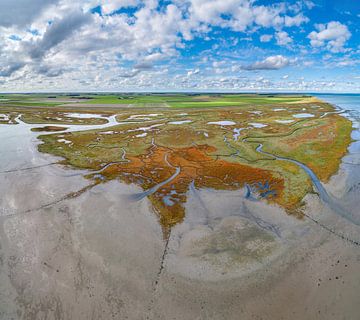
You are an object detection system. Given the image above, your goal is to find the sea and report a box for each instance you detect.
[315,93,360,129]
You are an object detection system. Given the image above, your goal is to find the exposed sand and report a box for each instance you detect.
[1,164,359,319]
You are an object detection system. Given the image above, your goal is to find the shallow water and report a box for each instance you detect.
[316,94,360,222]
[168,120,192,125]
[64,112,104,118]
[0,115,119,171]
[292,113,314,118]
[233,128,244,141]
[0,114,122,218]
[207,120,236,126]
[275,119,294,124]
[249,122,267,128]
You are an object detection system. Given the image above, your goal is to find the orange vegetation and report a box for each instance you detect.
[92,144,284,235]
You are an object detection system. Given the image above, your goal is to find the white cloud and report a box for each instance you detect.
[284,13,309,27]
[304,1,315,10]
[0,0,311,82]
[4,0,356,92]
[308,21,351,52]
[0,0,59,27]
[182,0,309,32]
[275,31,293,46]
[252,5,284,28]
[260,34,272,42]
[26,10,92,60]
[101,0,140,15]
[303,60,314,66]
[243,55,290,70]
[187,68,200,76]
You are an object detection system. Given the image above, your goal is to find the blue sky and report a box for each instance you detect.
[0,0,359,92]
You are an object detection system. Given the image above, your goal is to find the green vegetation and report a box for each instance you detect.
[0,93,352,231]
[0,92,314,108]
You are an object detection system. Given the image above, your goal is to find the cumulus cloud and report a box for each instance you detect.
[0,62,25,77]
[304,1,315,10]
[260,34,272,42]
[243,55,290,70]
[133,61,153,70]
[275,31,293,46]
[118,69,142,78]
[284,13,309,27]
[179,0,309,32]
[0,0,309,77]
[35,64,66,77]
[187,68,200,77]
[27,11,93,60]
[101,0,140,15]
[119,61,154,78]
[2,0,348,92]
[0,0,59,27]
[308,21,351,52]
[252,4,285,28]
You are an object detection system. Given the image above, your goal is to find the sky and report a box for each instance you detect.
[0,0,359,93]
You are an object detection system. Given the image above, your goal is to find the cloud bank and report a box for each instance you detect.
[0,0,358,92]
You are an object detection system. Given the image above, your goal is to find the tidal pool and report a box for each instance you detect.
[293,113,315,118]
[275,119,295,124]
[207,120,236,126]
[168,120,192,125]
[249,122,268,128]
[64,112,105,118]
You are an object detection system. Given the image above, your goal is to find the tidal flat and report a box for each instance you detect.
[0,93,359,319]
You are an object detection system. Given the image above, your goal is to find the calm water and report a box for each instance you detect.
[315,94,360,126]
[315,93,360,109]
[313,94,360,224]
[316,93,360,151]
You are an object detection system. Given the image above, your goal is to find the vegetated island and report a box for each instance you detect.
[0,93,352,236]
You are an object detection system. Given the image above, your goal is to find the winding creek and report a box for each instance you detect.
[255,143,360,226]
[129,153,181,201]
[243,94,360,228]
[17,113,119,133]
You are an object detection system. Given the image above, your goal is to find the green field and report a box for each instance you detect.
[0,93,314,108]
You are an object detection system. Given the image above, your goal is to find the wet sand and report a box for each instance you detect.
[1,167,360,319]
[1,111,360,319]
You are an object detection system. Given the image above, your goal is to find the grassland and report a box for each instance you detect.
[0,93,352,235]
[0,93,314,108]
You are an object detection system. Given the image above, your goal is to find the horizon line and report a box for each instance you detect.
[0,91,359,95]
